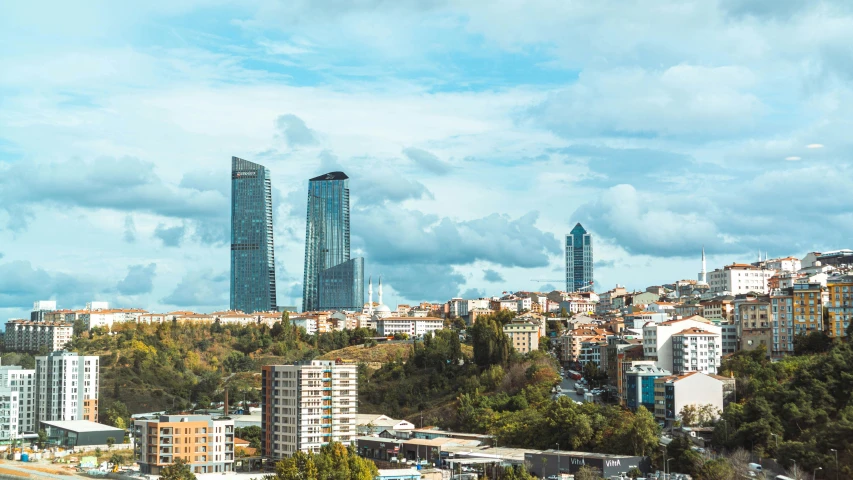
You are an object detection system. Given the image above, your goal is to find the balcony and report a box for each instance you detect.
[160,447,172,454]
[159,428,173,436]
[159,457,172,464]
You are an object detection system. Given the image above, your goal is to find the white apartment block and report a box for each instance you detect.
[290,316,318,336]
[261,361,357,459]
[656,372,729,422]
[82,308,148,330]
[766,257,802,273]
[642,317,721,373]
[0,366,36,434]
[671,328,722,375]
[35,351,100,424]
[4,321,73,353]
[708,264,775,295]
[0,389,19,442]
[375,317,443,338]
[134,414,235,475]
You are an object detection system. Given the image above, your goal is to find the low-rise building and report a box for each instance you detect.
[375,318,444,338]
[655,372,731,424]
[3,321,73,353]
[43,420,125,448]
[503,321,540,355]
[624,365,671,413]
[133,415,235,474]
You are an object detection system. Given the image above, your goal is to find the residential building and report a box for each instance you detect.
[565,223,593,292]
[617,357,654,406]
[642,317,720,372]
[792,282,824,335]
[671,327,721,375]
[230,156,277,314]
[0,366,36,434]
[771,288,794,357]
[827,275,853,338]
[0,389,19,442]
[766,257,802,273]
[375,318,444,338]
[655,372,730,423]
[80,308,147,330]
[3,321,73,353]
[700,299,733,323]
[735,297,772,356]
[261,360,358,458]
[708,263,774,295]
[560,327,607,363]
[31,301,57,322]
[597,286,627,314]
[624,312,668,329]
[134,415,235,474]
[624,365,671,412]
[302,171,364,312]
[579,339,607,365]
[721,324,738,355]
[35,351,99,424]
[814,249,853,268]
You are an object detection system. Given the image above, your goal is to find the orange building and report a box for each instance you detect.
[134,415,235,475]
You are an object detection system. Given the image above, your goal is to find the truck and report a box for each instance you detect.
[567,370,582,381]
[575,385,585,395]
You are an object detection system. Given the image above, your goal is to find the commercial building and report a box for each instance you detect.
[0,366,36,434]
[230,156,277,314]
[0,389,19,442]
[503,321,541,355]
[708,263,774,295]
[133,415,235,474]
[261,360,358,459]
[375,318,444,338]
[3,321,73,353]
[624,365,671,413]
[35,351,99,424]
[827,275,853,338]
[655,372,731,423]
[565,223,593,293]
[302,171,364,312]
[42,420,125,448]
[525,450,650,478]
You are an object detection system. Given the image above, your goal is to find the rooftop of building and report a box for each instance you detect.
[674,327,718,336]
[41,420,124,433]
[310,171,349,181]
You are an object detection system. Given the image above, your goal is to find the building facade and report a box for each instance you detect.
[792,282,824,335]
[708,264,774,295]
[565,223,593,293]
[375,318,444,338]
[656,372,728,423]
[736,298,772,356]
[302,172,364,312]
[261,361,358,459]
[134,415,235,474]
[624,365,671,412]
[35,352,99,424]
[4,321,73,353]
[503,322,540,355]
[230,156,277,314]
[827,275,853,338]
[0,389,19,442]
[671,327,721,375]
[0,366,36,434]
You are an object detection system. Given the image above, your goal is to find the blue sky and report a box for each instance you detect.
[1,0,853,319]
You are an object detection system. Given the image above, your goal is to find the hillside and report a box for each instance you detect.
[318,341,474,365]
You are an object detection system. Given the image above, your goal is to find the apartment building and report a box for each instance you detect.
[0,389,19,442]
[560,327,607,363]
[3,321,73,353]
[827,275,853,338]
[771,289,794,357]
[792,282,825,335]
[671,327,722,375]
[0,366,36,434]
[35,352,99,423]
[624,365,671,413]
[655,372,730,423]
[735,298,772,356]
[708,264,774,295]
[700,300,734,323]
[375,317,443,338]
[134,415,235,475]
[503,321,540,355]
[261,360,357,459]
[721,324,739,355]
[82,308,147,330]
[642,316,720,373]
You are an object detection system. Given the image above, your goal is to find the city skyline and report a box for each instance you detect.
[230,157,277,313]
[2,2,853,320]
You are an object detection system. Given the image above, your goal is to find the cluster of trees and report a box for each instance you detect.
[268,442,377,480]
[62,318,377,417]
[711,342,853,477]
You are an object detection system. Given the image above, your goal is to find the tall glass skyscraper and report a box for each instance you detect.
[302,171,364,312]
[230,156,277,313]
[565,222,593,292]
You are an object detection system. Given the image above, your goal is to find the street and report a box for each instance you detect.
[555,377,586,403]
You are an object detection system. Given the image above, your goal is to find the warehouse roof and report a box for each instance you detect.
[41,420,124,433]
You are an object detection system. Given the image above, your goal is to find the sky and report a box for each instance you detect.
[1,0,853,319]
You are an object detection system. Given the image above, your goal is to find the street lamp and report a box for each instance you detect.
[667,458,675,476]
[556,443,560,478]
[830,449,838,480]
[814,466,822,480]
[771,433,779,451]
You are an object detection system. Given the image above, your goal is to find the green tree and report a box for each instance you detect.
[106,437,116,450]
[696,458,734,480]
[470,314,511,367]
[160,458,197,480]
[109,453,124,470]
[574,465,603,480]
[37,429,48,449]
[105,401,130,428]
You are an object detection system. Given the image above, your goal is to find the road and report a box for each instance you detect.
[554,377,586,403]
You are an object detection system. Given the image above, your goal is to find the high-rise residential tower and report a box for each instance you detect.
[302,172,364,312]
[231,156,277,313]
[565,223,594,292]
[35,351,99,423]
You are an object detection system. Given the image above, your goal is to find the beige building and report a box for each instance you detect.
[134,414,235,475]
[736,298,772,356]
[503,321,541,355]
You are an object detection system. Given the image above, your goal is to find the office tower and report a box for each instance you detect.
[261,360,358,458]
[134,415,235,475]
[231,156,277,313]
[302,172,364,312]
[565,223,593,292]
[35,351,99,423]
[0,366,36,434]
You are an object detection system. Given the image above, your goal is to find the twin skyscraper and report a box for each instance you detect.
[229,157,363,313]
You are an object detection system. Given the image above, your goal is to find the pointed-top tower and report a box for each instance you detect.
[698,246,707,284]
[565,223,593,292]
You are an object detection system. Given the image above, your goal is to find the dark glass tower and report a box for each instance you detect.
[302,171,364,311]
[565,222,593,292]
[230,156,277,313]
